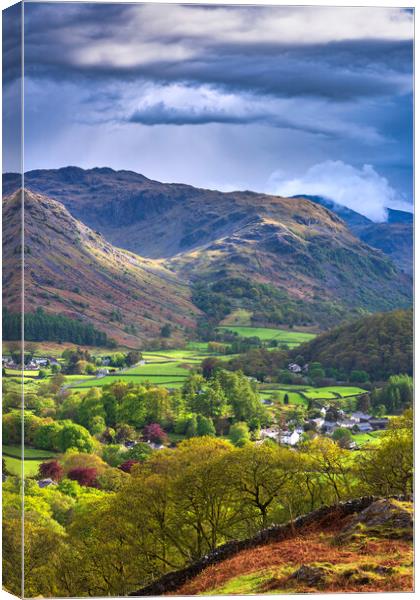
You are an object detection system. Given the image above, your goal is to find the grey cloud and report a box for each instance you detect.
[129,102,263,126]
[21,4,412,102]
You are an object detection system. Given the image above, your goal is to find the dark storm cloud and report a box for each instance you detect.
[2,2,22,85]
[129,102,263,126]
[9,2,413,213]
[21,3,412,102]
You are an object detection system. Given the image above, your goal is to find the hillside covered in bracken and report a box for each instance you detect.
[2,190,199,346]
[162,498,413,596]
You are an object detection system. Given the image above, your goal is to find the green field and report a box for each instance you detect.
[3,445,56,478]
[301,386,366,401]
[3,445,56,460]
[4,456,42,477]
[352,430,385,446]
[126,362,193,376]
[301,389,339,400]
[322,386,367,397]
[71,375,187,390]
[260,390,306,406]
[5,369,41,377]
[63,374,96,384]
[218,326,315,346]
[259,384,366,406]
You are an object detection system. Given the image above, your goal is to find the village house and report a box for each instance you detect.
[311,417,325,431]
[357,422,373,433]
[96,368,110,377]
[259,427,279,441]
[339,418,358,430]
[34,358,49,367]
[279,429,302,446]
[322,420,338,434]
[369,417,389,430]
[37,478,57,488]
[351,411,372,423]
[288,363,302,373]
[259,427,302,446]
[147,441,165,450]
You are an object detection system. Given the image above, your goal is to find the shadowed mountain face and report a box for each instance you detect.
[291,194,413,275]
[354,221,413,276]
[2,190,199,346]
[2,168,413,336]
[291,194,372,228]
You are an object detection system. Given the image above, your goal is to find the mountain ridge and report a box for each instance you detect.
[2,189,199,346]
[2,169,413,339]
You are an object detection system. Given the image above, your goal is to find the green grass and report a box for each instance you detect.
[4,369,40,378]
[203,570,275,595]
[3,445,56,478]
[71,375,187,389]
[220,308,253,327]
[63,374,96,383]
[258,384,366,406]
[352,431,385,446]
[324,386,367,397]
[259,389,306,406]
[301,389,339,400]
[218,326,315,346]
[126,362,193,376]
[3,445,56,460]
[4,456,42,477]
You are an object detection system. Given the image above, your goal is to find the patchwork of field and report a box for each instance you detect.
[218,326,316,346]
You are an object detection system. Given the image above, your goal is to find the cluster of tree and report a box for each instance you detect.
[3,411,412,597]
[293,309,413,381]
[60,348,141,375]
[227,348,289,381]
[371,374,413,414]
[2,410,96,454]
[192,276,367,334]
[46,369,266,443]
[3,307,116,347]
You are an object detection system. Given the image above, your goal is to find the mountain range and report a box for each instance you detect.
[2,168,413,345]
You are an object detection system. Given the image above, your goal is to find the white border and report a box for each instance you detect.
[0,2,416,600]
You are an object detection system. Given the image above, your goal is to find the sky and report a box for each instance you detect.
[3,2,414,221]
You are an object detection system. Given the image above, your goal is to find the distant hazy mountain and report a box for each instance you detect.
[387,208,413,224]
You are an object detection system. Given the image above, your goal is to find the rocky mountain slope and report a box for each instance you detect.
[2,190,199,346]
[2,168,413,330]
[131,497,413,596]
[295,195,413,275]
[354,221,413,276]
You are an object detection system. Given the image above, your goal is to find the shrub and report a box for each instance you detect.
[119,460,140,473]
[67,467,98,487]
[38,460,63,481]
[143,423,167,444]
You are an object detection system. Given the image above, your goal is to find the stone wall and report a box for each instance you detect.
[129,496,384,596]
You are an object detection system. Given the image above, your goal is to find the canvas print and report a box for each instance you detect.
[2,1,414,597]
